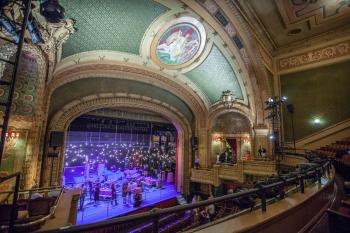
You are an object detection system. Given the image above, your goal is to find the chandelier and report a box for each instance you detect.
[221,90,236,108]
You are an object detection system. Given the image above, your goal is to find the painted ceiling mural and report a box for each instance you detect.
[59,0,247,107]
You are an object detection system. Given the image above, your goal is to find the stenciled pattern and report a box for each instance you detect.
[185,45,243,104]
[0,51,38,116]
[60,0,168,58]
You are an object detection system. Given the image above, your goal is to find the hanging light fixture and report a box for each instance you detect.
[221,90,236,108]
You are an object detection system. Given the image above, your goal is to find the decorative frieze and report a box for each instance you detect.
[278,40,350,71]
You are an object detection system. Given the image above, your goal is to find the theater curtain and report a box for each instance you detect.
[226,138,237,162]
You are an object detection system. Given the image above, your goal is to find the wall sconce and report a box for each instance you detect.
[5,132,20,140]
[5,132,20,149]
[213,135,224,142]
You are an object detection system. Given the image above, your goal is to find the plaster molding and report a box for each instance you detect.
[48,61,209,129]
[182,0,262,124]
[277,39,350,74]
[54,51,211,109]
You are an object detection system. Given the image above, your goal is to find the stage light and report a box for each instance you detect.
[40,0,65,23]
[282,96,287,101]
[314,118,321,125]
[269,135,275,140]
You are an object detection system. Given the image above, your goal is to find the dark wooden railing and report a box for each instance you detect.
[37,160,331,233]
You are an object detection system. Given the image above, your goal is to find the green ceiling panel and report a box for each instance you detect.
[49,78,194,124]
[185,45,243,104]
[60,0,168,58]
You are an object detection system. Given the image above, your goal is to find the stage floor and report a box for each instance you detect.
[77,182,178,224]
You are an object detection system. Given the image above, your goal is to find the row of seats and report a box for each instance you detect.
[0,196,57,232]
[314,137,350,158]
[128,212,185,233]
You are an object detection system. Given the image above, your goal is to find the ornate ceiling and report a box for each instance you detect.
[234,0,350,53]
[57,0,248,109]
[60,0,168,57]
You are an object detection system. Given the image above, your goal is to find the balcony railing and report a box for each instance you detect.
[37,159,331,233]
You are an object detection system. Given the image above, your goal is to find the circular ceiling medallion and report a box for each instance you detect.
[151,17,206,70]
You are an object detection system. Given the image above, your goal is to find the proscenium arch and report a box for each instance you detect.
[44,94,192,193]
[48,60,209,129]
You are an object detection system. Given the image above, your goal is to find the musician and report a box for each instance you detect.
[111,183,117,206]
[133,191,142,207]
[127,182,132,205]
[79,183,87,210]
[94,183,100,205]
[122,182,128,205]
[88,180,93,200]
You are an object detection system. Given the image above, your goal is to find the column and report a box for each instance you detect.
[197,128,209,168]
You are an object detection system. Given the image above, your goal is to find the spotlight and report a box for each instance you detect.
[40,0,65,23]
[282,96,287,101]
[314,118,321,125]
[269,135,275,140]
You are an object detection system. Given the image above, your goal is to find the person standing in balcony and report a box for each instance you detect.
[195,155,200,169]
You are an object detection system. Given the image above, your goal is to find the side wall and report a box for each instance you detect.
[281,60,350,141]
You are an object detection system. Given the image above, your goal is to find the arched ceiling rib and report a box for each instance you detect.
[49,78,194,124]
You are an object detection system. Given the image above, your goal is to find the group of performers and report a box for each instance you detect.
[78,166,174,210]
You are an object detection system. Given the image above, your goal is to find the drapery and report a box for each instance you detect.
[226,138,237,162]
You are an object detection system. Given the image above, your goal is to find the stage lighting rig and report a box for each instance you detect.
[40,0,64,23]
[265,96,287,173]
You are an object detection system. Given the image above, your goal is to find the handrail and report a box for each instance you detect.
[37,159,331,233]
[0,185,62,195]
[0,172,21,183]
[50,188,65,218]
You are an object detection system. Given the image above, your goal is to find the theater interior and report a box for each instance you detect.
[0,0,349,233]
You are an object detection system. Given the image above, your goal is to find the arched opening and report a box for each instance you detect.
[61,108,182,223]
[210,112,252,165]
[43,94,192,223]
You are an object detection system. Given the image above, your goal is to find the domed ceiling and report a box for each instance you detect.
[57,0,248,109]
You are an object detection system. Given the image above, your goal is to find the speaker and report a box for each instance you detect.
[191,136,198,147]
[49,131,64,148]
[287,104,294,113]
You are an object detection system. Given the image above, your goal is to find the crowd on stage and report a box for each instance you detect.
[66,143,176,210]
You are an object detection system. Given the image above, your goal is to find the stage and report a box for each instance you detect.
[76,182,178,224]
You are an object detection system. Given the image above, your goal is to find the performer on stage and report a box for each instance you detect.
[79,183,87,210]
[122,182,128,205]
[111,183,117,206]
[94,183,100,205]
[127,182,132,205]
[88,180,93,200]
